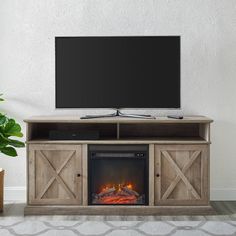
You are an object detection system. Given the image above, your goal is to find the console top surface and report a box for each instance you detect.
[24,116,213,124]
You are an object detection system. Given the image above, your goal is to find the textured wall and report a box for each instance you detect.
[0,0,236,200]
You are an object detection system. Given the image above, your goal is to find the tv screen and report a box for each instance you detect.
[56,36,180,108]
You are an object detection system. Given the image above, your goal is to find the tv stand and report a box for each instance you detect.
[24,115,215,215]
[80,109,156,119]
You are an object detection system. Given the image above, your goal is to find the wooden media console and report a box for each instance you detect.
[24,116,215,215]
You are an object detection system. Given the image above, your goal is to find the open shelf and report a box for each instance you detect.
[119,123,200,138]
[28,122,117,140]
[26,116,211,144]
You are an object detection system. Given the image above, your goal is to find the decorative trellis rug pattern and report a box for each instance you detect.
[0,220,235,236]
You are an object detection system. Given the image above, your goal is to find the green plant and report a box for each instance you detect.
[0,94,25,157]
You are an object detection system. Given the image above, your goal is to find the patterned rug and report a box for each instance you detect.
[0,220,235,236]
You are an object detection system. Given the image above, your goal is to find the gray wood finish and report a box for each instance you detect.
[25,116,213,215]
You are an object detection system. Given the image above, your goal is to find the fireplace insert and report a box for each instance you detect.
[88,145,149,205]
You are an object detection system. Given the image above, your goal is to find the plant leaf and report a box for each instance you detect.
[3,119,22,137]
[7,139,25,147]
[0,142,7,148]
[0,133,10,145]
[0,94,4,102]
[0,115,7,126]
[5,131,23,138]
[0,100,24,157]
[4,119,15,131]
[0,146,17,157]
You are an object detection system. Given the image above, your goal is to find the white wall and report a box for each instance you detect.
[0,0,236,200]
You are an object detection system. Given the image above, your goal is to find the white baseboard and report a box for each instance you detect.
[4,186,26,201]
[4,186,236,201]
[210,188,236,201]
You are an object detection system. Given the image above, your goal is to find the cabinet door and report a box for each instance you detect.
[154,145,209,206]
[28,144,82,205]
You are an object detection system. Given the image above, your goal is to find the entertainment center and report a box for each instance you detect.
[24,115,215,215]
[23,36,215,215]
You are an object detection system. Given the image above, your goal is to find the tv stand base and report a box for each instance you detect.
[80,109,156,119]
[24,205,216,216]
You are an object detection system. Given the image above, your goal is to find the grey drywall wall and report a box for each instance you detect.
[0,0,236,200]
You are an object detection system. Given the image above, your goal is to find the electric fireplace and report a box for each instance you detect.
[88,145,149,205]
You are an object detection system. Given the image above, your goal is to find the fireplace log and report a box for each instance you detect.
[98,187,116,197]
[121,186,139,197]
[116,190,130,196]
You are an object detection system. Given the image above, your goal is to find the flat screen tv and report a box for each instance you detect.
[56,36,180,108]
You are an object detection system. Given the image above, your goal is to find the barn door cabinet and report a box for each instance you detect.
[28,144,82,205]
[154,145,209,206]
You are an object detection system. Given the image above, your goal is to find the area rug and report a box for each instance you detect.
[0,220,235,236]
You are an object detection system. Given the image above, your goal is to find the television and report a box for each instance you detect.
[56,36,180,109]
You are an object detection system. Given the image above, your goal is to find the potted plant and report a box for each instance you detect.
[0,94,25,212]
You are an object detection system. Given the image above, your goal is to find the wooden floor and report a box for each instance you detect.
[1,201,236,220]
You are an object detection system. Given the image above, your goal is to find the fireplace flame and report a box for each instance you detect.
[96,183,140,204]
[126,184,132,189]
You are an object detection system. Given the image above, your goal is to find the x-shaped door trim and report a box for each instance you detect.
[36,150,76,199]
[161,150,201,200]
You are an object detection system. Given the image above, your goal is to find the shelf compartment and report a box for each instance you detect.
[119,123,204,140]
[27,122,117,141]
[26,119,211,143]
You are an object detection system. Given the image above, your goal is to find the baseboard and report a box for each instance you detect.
[210,188,236,201]
[4,186,26,201]
[4,187,236,201]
